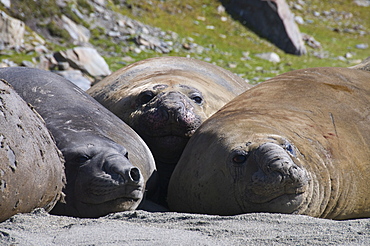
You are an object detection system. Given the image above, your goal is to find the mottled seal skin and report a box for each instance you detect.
[88,56,251,206]
[0,67,155,218]
[168,67,370,220]
[0,79,65,222]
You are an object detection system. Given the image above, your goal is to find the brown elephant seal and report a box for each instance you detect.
[0,79,65,222]
[0,67,156,218]
[88,56,251,206]
[168,67,370,220]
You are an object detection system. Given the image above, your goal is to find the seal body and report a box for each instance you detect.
[0,67,155,218]
[0,79,64,222]
[88,56,251,206]
[168,67,370,220]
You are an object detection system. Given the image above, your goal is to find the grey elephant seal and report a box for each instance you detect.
[88,56,251,206]
[0,79,65,222]
[0,67,156,218]
[168,67,370,220]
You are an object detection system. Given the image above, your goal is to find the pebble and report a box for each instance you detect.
[255,52,281,63]
[295,16,305,25]
[356,44,368,49]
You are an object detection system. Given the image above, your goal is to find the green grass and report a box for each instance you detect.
[1,0,369,84]
[108,0,370,83]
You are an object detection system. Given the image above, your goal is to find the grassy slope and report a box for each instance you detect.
[109,0,370,83]
[1,0,369,84]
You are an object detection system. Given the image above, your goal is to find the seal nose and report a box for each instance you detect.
[158,92,187,123]
[252,142,309,189]
[104,156,143,185]
[112,165,142,185]
[128,167,141,184]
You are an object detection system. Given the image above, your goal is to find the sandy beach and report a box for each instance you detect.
[0,209,369,245]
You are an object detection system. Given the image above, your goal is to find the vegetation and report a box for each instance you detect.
[109,0,370,83]
[1,0,369,84]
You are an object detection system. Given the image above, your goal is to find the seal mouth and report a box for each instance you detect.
[84,187,143,205]
[84,173,144,205]
[248,191,306,214]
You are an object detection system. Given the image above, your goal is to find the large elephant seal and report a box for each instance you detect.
[0,79,65,222]
[0,67,156,218]
[88,56,251,206]
[168,67,370,220]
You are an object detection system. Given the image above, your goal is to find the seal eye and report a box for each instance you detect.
[284,143,296,157]
[233,154,247,164]
[124,152,129,159]
[139,91,155,104]
[75,154,90,164]
[191,96,203,104]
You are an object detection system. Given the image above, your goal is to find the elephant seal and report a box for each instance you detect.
[88,56,251,206]
[0,67,156,218]
[0,79,65,222]
[168,67,370,220]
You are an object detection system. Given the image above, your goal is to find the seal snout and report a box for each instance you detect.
[103,155,143,185]
[249,142,309,198]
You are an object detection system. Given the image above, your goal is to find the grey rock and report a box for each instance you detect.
[35,54,58,71]
[61,15,90,44]
[0,11,25,49]
[54,70,92,91]
[135,34,170,53]
[54,47,111,78]
[302,33,321,49]
[295,16,305,24]
[354,0,370,7]
[0,0,10,8]
[0,59,17,67]
[21,60,35,68]
[356,43,369,49]
[255,52,281,63]
[34,45,49,54]
[223,0,306,55]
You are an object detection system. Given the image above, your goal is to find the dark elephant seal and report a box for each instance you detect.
[168,67,370,220]
[88,56,251,206]
[0,79,65,222]
[0,67,156,218]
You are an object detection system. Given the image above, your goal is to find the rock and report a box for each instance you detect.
[34,45,49,54]
[302,33,321,49]
[0,11,25,49]
[255,52,281,63]
[217,5,226,14]
[21,60,35,68]
[354,0,370,7]
[223,0,307,55]
[61,15,90,44]
[345,52,353,59]
[356,43,369,49]
[34,54,58,71]
[54,47,111,79]
[54,70,92,91]
[135,34,170,53]
[295,16,305,24]
[1,0,10,8]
